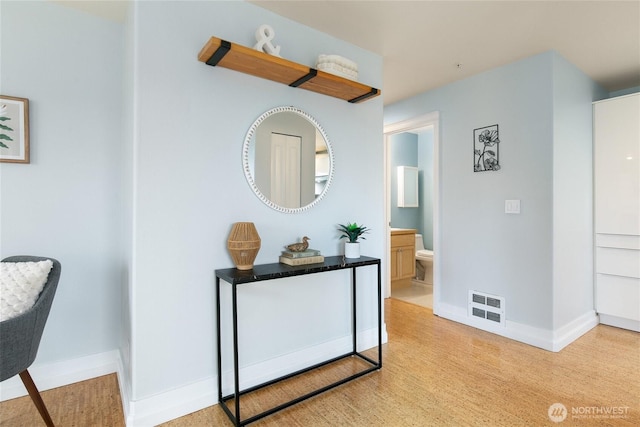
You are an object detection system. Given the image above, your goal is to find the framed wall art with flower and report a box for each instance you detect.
[0,95,30,164]
[474,124,500,172]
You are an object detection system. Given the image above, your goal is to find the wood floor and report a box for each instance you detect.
[1,298,638,426]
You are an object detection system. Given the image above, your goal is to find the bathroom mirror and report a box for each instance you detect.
[243,106,334,213]
[397,166,419,208]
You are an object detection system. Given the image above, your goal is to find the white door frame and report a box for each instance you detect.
[383,112,441,315]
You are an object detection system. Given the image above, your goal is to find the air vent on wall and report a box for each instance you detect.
[468,290,506,326]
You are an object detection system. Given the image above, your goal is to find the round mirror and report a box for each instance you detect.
[242,106,334,213]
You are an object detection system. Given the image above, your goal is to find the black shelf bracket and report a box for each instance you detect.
[206,39,231,66]
[289,68,317,87]
[349,87,379,104]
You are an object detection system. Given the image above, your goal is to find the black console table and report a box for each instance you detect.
[215,255,382,426]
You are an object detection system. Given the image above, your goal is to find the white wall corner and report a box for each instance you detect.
[115,349,131,425]
[0,350,119,402]
[125,377,217,427]
[552,310,599,352]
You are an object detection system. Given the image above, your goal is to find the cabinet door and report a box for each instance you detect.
[399,247,416,279]
[594,94,640,330]
[390,249,399,281]
[594,94,640,235]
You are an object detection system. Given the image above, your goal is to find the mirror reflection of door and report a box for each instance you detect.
[270,133,301,208]
[245,107,334,213]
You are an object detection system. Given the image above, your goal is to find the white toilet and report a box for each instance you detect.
[415,234,433,284]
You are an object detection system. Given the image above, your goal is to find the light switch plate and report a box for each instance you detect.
[505,199,521,214]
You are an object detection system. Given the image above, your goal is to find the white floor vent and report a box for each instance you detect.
[468,290,506,326]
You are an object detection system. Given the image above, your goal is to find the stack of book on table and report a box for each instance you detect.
[279,249,324,266]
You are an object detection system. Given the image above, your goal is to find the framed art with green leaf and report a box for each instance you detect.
[0,95,29,164]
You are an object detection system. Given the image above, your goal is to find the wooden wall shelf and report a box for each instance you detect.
[198,37,381,103]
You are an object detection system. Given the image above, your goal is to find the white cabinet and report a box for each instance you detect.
[594,93,640,332]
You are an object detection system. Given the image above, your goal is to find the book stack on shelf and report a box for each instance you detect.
[279,249,324,266]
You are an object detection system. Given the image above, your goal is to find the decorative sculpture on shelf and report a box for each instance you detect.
[285,236,310,252]
[253,24,281,57]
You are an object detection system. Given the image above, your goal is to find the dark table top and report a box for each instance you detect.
[215,255,380,285]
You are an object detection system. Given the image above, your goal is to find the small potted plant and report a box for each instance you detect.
[338,222,370,258]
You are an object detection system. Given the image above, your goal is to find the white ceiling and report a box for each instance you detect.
[251,1,640,104]
[52,0,128,23]
[54,1,640,105]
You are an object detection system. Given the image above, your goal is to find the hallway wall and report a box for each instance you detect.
[385,51,607,350]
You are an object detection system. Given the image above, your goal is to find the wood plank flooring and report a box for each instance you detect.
[1,299,638,426]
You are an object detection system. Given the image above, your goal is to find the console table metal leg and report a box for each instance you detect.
[232,283,240,425]
[377,262,382,367]
[216,278,222,403]
[352,267,357,353]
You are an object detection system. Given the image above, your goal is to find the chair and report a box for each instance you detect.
[1,256,61,427]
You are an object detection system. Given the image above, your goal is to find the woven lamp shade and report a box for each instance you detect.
[227,222,261,270]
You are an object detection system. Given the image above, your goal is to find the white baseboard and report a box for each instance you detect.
[124,325,387,426]
[125,377,217,427]
[0,325,387,426]
[599,313,640,332]
[0,350,119,401]
[436,303,598,352]
[115,349,131,425]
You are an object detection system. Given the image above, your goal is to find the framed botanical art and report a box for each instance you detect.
[473,124,500,172]
[0,95,30,163]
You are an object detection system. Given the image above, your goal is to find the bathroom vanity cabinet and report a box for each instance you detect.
[593,93,640,332]
[390,228,416,288]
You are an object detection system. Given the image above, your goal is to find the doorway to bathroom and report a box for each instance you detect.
[384,112,440,314]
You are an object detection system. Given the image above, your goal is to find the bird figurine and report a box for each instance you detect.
[285,236,310,252]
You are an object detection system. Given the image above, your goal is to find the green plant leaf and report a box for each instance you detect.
[337,222,370,243]
[0,134,13,141]
[0,117,10,121]
[0,123,13,131]
[0,141,8,148]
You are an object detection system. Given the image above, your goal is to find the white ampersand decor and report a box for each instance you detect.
[253,24,281,57]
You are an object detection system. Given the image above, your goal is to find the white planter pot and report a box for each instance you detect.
[344,242,360,259]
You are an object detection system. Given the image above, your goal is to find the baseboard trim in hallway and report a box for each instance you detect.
[0,350,119,402]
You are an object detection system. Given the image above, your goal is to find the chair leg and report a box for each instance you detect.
[19,370,55,427]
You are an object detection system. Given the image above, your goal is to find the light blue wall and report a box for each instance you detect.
[390,132,420,229]
[386,52,556,328]
[389,129,435,250]
[1,0,384,417]
[0,1,123,363]
[385,51,604,333]
[130,0,383,401]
